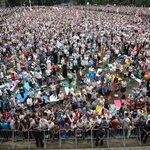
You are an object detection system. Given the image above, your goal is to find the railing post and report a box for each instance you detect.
[28,130,30,149]
[138,127,142,146]
[91,129,93,148]
[59,130,61,149]
[12,130,15,149]
[75,129,77,149]
[43,130,46,149]
[122,128,126,147]
[0,130,2,144]
[107,129,109,148]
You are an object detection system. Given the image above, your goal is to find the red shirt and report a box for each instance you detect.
[11,74,16,81]
[23,51,28,57]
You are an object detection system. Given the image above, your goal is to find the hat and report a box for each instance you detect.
[125,118,130,123]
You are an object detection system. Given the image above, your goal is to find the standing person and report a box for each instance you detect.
[51,63,57,76]
[32,123,44,148]
[19,87,25,99]
[53,50,58,64]
[102,83,108,96]
[120,79,127,92]
[4,81,11,97]
[46,57,51,70]
[0,99,3,113]
[40,63,46,75]
[67,71,73,84]
[113,79,119,93]
[95,128,105,146]
[35,70,43,86]
[141,120,150,143]
[146,78,150,96]
[62,63,67,78]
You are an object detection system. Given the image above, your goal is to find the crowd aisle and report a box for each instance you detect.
[0,5,150,147]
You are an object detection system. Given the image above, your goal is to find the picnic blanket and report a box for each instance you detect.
[110,104,117,116]
[114,99,126,109]
[17,91,28,103]
[114,100,121,109]
[0,81,18,92]
[24,82,31,91]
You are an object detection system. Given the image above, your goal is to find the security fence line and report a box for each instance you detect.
[0,128,142,149]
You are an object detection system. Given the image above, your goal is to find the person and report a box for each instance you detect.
[32,123,44,148]
[19,87,25,99]
[67,71,73,84]
[62,63,67,77]
[141,120,150,143]
[34,70,43,86]
[0,5,150,149]
[51,63,57,76]
[120,79,127,95]
[95,128,105,146]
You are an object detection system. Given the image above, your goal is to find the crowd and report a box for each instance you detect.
[0,5,150,147]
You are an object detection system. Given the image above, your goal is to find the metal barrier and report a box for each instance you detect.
[59,129,76,148]
[59,128,109,149]
[123,127,142,146]
[0,129,15,149]
[108,127,125,147]
[0,127,142,149]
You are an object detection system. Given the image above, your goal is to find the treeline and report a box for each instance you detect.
[5,0,150,7]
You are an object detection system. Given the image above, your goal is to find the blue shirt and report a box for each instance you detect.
[102,85,108,94]
[0,123,10,130]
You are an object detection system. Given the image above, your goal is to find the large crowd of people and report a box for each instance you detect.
[0,5,150,148]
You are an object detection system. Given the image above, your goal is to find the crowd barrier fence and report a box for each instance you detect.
[0,127,142,149]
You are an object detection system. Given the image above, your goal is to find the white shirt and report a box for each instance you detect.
[86,86,93,94]
[46,69,51,76]
[148,114,150,120]
[96,117,102,125]
[44,109,52,115]
[47,121,54,130]
[22,71,28,78]
[58,93,64,100]
[5,83,10,90]
[35,71,42,79]
[37,91,42,98]
[0,89,2,96]
[39,118,48,129]
[84,122,92,128]
[71,123,77,130]
[9,119,15,130]
[50,84,56,91]
[0,72,4,79]
[77,120,84,128]
[27,98,33,106]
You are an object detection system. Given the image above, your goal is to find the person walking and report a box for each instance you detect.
[141,120,150,143]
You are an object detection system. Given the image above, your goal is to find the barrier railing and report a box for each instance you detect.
[0,129,15,149]
[0,127,142,149]
[123,127,142,146]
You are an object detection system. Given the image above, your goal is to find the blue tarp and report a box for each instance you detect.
[17,91,29,103]
[61,3,68,6]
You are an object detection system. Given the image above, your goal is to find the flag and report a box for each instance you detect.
[96,105,103,114]
[14,12,18,18]
[116,8,119,13]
